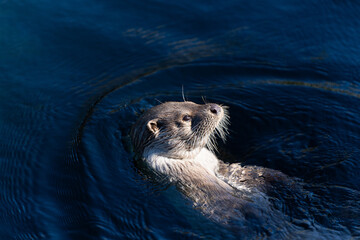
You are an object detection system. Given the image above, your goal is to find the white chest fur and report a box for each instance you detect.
[143,148,220,178]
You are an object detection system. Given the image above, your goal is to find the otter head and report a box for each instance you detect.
[131,101,229,159]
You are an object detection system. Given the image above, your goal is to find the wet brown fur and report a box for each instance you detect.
[130,101,293,224]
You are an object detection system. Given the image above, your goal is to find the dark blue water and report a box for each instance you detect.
[1,0,360,239]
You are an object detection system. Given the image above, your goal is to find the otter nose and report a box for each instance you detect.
[209,104,222,115]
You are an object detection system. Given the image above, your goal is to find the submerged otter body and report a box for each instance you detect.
[131,101,292,225]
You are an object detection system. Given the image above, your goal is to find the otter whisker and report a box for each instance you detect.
[155,98,163,104]
[202,96,208,104]
[182,85,187,102]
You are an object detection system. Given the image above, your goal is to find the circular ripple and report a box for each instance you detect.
[68,63,360,239]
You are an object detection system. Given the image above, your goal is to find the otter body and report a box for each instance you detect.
[131,101,290,224]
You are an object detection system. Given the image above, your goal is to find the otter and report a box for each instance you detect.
[130,101,293,226]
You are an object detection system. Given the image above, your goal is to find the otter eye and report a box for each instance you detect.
[182,115,191,121]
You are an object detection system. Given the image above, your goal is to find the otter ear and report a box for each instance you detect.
[147,119,160,135]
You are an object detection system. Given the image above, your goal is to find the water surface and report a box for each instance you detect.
[1,0,360,239]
